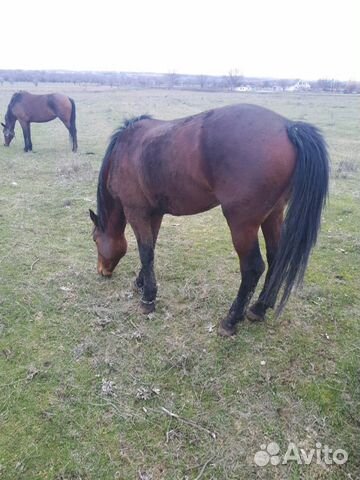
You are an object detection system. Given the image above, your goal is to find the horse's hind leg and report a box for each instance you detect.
[69,122,78,152]
[59,115,77,152]
[69,128,77,152]
[135,214,163,292]
[219,211,265,336]
[247,204,284,322]
[126,210,160,314]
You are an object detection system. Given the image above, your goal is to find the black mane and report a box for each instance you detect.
[5,92,22,124]
[96,115,152,231]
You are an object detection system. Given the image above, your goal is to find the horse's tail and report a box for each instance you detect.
[262,121,330,315]
[69,97,77,152]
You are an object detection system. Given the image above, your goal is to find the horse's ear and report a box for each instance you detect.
[1,122,5,128]
[89,209,99,226]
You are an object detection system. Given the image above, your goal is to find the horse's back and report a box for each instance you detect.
[9,91,72,123]
[110,104,296,219]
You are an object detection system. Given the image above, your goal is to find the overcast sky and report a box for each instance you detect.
[1,0,358,81]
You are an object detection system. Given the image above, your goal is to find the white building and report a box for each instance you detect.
[286,80,311,91]
[235,85,253,92]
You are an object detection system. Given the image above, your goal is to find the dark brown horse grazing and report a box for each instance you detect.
[2,91,77,152]
[89,104,329,336]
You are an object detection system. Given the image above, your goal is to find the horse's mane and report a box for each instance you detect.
[97,115,152,231]
[5,92,22,123]
[10,92,23,106]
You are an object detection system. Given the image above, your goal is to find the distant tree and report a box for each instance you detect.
[167,71,179,89]
[32,73,39,86]
[344,81,359,94]
[227,69,243,90]
[198,74,208,89]
[316,79,334,91]
[260,79,272,89]
[277,78,292,90]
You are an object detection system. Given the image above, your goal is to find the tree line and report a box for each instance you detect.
[0,69,358,93]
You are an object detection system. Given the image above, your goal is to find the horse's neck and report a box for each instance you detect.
[98,188,126,235]
[106,205,127,235]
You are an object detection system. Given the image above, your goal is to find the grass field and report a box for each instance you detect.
[0,84,359,479]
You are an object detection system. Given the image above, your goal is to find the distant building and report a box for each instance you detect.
[235,85,253,92]
[286,80,311,91]
[272,85,284,92]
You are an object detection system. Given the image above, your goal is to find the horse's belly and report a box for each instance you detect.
[156,186,219,216]
[29,113,57,123]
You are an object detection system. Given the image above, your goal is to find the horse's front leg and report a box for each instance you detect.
[138,242,157,314]
[134,267,144,292]
[127,211,162,314]
[133,214,163,303]
[19,121,32,152]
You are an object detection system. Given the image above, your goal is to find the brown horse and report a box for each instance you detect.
[89,104,329,336]
[2,91,77,152]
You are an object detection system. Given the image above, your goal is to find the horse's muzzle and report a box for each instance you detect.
[98,266,113,277]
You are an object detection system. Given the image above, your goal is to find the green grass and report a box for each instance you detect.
[0,84,359,479]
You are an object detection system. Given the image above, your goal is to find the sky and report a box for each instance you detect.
[1,0,358,81]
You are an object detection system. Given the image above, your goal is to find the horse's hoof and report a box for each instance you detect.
[247,307,265,322]
[218,320,237,337]
[140,300,155,314]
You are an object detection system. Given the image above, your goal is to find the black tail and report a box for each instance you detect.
[69,98,77,152]
[262,121,330,315]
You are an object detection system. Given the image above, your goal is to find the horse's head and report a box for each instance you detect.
[1,122,15,146]
[89,209,127,277]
